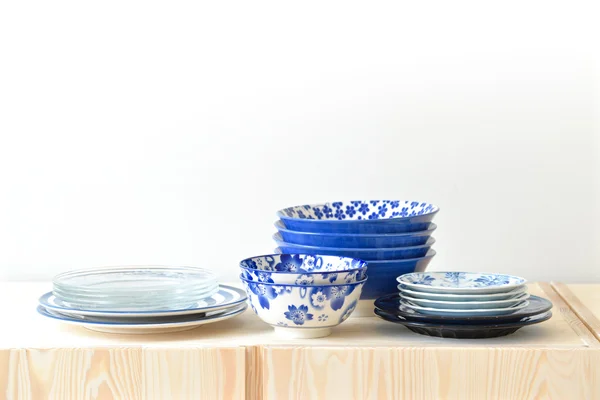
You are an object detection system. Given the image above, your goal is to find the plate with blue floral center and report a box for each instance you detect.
[397,272,526,294]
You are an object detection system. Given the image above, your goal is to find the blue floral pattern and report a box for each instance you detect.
[241,279,366,332]
[240,254,367,285]
[278,200,437,221]
[398,272,526,290]
[284,305,314,325]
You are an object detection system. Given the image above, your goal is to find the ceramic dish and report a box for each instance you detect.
[375,293,552,324]
[239,253,367,285]
[374,308,552,339]
[400,299,529,316]
[274,248,437,300]
[275,220,436,248]
[240,277,366,338]
[399,292,530,309]
[397,285,528,301]
[397,272,527,294]
[277,200,438,234]
[39,285,248,317]
[37,303,247,334]
[274,233,435,261]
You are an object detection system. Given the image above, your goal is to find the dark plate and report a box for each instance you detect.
[374,308,553,339]
[375,293,552,324]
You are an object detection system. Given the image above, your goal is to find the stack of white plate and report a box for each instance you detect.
[37,266,247,334]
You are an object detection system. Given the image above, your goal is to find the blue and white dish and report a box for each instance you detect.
[240,253,367,285]
[397,272,527,294]
[39,285,248,317]
[37,303,248,334]
[400,292,530,309]
[376,293,552,324]
[274,248,437,300]
[277,200,439,234]
[240,277,366,338]
[275,220,436,248]
[274,233,435,261]
[397,285,528,301]
[400,299,530,317]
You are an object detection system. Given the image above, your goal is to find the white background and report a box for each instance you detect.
[0,1,598,283]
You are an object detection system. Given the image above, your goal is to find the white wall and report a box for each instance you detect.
[1,1,598,283]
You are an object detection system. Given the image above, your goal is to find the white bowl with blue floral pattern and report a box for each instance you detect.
[277,200,439,234]
[397,272,527,294]
[240,254,367,285]
[240,277,366,338]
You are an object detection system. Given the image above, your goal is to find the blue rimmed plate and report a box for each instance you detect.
[39,284,247,318]
[400,292,530,309]
[400,299,529,316]
[397,272,526,294]
[37,303,247,334]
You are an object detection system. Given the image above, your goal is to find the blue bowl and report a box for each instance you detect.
[360,251,436,299]
[274,233,435,261]
[277,200,439,234]
[275,220,436,248]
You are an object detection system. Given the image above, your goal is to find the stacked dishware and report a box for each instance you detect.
[374,272,553,338]
[37,266,248,334]
[274,200,439,303]
[239,254,367,338]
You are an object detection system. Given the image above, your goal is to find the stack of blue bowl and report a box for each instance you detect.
[274,200,439,301]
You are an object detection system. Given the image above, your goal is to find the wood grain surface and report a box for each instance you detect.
[1,282,599,400]
[260,346,600,400]
[552,283,600,342]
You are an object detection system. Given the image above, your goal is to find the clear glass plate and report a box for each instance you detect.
[53,266,217,293]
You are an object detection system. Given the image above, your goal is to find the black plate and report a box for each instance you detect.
[374,293,552,324]
[374,308,553,339]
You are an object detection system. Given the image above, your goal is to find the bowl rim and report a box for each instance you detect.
[271,249,438,265]
[276,200,439,224]
[239,275,368,288]
[274,220,438,238]
[274,233,435,252]
[239,253,368,275]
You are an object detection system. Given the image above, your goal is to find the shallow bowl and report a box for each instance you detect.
[397,272,527,294]
[274,233,435,261]
[275,220,436,248]
[239,253,367,285]
[277,200,439,233]
[240,277,366,338]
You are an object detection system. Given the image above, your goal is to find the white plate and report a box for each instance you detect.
[400,299,530,317]
[397,272,527,294]
[397,285,528,301]
[37,304,247,334]
[39,285,247,317]
[400,292,530,309]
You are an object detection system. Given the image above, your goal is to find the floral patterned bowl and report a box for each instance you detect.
[274,233,435,261]
[240,277,366,338]
[277,200,439,234]
[275,220,437,248]
[240,254,367,285]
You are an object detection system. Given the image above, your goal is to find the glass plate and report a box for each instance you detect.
[53,266,217,294]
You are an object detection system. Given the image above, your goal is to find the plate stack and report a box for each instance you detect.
[274,200,439,302]
[375,272,553,338]
[37,266,248,334]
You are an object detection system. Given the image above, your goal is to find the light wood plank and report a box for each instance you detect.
[552,282,600,342]
[141,347,245,400]
[261,346,600,400]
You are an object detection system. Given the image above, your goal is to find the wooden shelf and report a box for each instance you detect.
[1,282,599,399]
